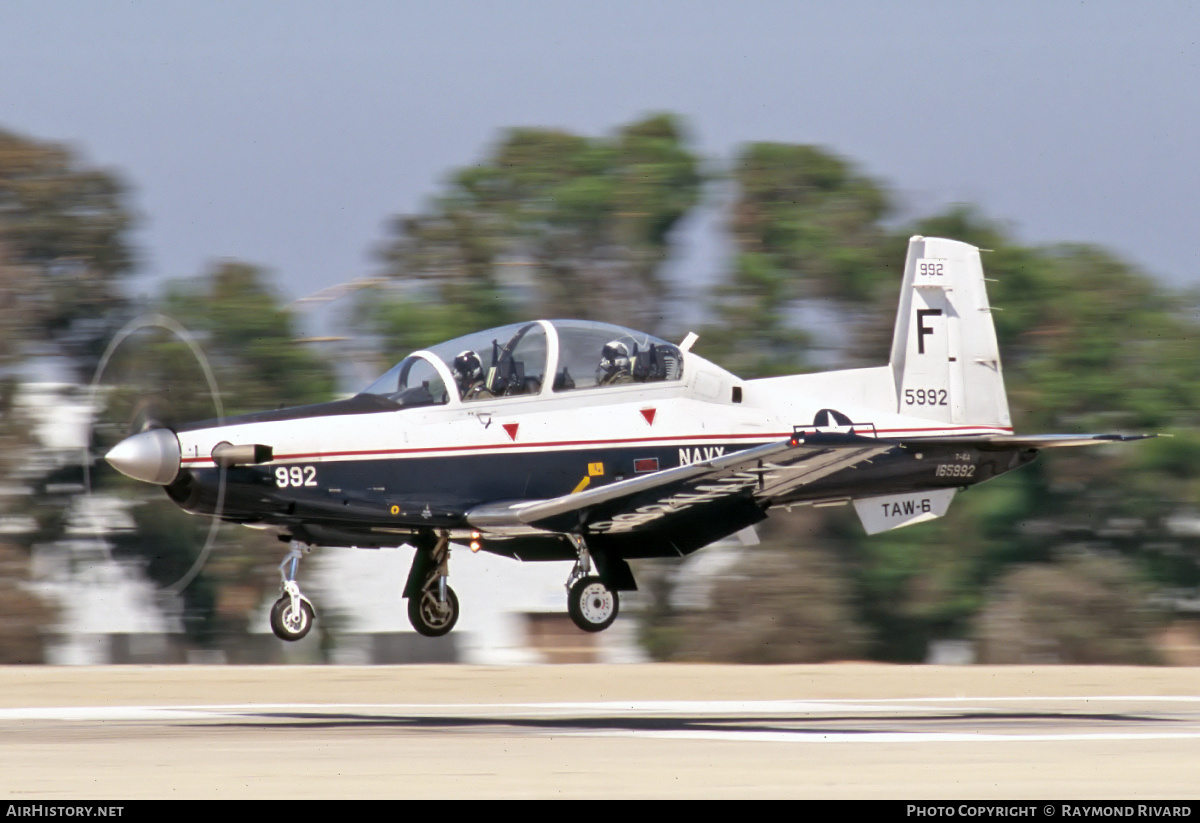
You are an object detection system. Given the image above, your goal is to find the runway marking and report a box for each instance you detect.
[3,695,1200,721]
[3,695,1200,746]
[0,700,891,721]
[573,730,1200,744]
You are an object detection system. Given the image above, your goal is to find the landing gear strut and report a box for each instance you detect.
[405,531,460,637]
[566,536,619,633]
[270,541,316,641]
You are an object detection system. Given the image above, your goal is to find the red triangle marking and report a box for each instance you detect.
[640,408,656,425]
[502,423,519,441]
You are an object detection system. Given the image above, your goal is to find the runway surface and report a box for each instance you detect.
[1,664,1198,799]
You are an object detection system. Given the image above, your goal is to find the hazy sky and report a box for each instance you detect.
[3,1,1199,318]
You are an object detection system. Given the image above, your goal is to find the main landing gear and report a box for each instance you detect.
[566,537,619,632]
[403,531,460,637]
[268,532,630,640]
[270,541,316,641]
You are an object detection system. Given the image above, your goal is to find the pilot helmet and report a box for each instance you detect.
[453,350,482,381]
[600,340,631,374]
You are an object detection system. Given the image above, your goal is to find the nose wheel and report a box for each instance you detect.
[270,541,316,641]
[270,588,315,641]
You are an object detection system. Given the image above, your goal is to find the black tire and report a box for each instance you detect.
[270,595,314,641]
[408,585,459,637]
[567,576,619,632]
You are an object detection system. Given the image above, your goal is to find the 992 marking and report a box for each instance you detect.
[914,257,948,287]
[904,388,948,406]
[276,466,317,488]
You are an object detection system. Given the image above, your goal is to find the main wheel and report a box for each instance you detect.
[408,585,459,637]
[270,595,314,641]
[567,576,619,632]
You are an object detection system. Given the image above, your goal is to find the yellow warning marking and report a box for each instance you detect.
[571,476,591,494]
[390,505,400,515]
[588,462,604,476]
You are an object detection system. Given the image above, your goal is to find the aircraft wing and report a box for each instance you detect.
[464,429,1154,537]
[466,432,894,535]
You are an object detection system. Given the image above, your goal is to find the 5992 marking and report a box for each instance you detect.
[904,388,948,406]
[276,466,317,488]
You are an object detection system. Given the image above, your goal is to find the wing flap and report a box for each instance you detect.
[753,443,892,499]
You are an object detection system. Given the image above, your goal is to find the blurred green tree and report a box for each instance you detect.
[367,114,704,359]
[163,260,337,414]
[0,127,131,656]
[701,143,893,377]
[0,128,134,375]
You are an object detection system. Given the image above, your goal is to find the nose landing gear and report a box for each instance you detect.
[270,541,317,641]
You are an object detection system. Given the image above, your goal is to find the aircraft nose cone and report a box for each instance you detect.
[105,428,181,485]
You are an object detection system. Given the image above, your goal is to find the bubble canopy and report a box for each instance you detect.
[359,320,685,408]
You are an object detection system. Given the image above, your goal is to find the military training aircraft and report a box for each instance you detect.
[104,236,1150,640]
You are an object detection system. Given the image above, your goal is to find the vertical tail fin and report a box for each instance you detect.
[888,236,1011,429]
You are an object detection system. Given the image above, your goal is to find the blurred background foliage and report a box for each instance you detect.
[366,113,703,353]
[1,116,1197,664]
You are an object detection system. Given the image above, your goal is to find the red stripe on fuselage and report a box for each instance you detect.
[178,425,1014,467]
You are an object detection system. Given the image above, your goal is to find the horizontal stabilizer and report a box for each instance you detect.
[897,432,1157,450]
[984,433,1157,448]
